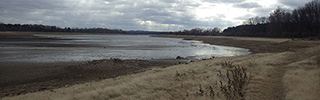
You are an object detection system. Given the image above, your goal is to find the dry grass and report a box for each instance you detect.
[283,69,320,100]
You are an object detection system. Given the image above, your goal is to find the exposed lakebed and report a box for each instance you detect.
[0,34,250,62]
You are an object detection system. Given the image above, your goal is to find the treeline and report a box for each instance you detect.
[126,30,170,34]
[223,0,320,38]
[0,23,125,34]
[170,27,221,36]
[223,24,268,37]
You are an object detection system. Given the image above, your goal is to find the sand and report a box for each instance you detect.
[2,35,320,100]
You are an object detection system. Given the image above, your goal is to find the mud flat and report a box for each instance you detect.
[0,58,180,97]
[2,34,320,100]
[0,32,182,97]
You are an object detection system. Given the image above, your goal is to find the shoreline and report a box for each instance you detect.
[2,33,320,99]
[0,33,192,97]
[153,35,294,53]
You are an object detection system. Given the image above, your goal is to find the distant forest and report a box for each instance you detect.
[170,27,221,36]
[173,0,320,38]
[0,23,125,34]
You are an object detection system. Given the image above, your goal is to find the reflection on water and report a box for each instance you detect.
[0,34,250,62]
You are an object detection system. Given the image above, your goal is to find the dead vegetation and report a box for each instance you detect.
[220,66,251,100]
[191,61,252,100]
[221,61,234,68]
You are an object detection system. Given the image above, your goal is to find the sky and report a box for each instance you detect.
[0,0,313,31]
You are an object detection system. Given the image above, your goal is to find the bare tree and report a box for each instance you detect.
[243,16,268,25]
[269,7,291,24]
[292,0,320,37]
[267,7,292,37]
[223,0,320,38]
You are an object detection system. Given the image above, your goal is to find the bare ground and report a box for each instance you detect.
[0,59,178,97]
[2,35,320,100]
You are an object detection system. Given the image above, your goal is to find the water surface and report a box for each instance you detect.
[0,34,250,62]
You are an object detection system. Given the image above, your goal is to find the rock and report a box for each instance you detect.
[176,56,184,59]
[17,89,27,95]
[38,87,47,91]
[211,56,215,59]
[113,58,123,63]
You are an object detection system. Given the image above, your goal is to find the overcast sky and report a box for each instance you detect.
[0,0,313,31]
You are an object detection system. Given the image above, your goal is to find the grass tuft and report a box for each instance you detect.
[221,61,234,68]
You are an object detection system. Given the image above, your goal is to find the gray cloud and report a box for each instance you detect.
[0,0,312,31]
[0,0,206,31]
[253,7,276,16]
[234,2,261,8]
[278,0,313,8]
[235,14,255,20]
[201,0,246,3]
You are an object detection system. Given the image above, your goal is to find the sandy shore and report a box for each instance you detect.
[2,34,320,100]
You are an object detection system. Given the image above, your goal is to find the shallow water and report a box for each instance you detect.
[0,34,250,62]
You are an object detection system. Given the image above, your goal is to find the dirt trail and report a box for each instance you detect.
[252,66,286,100]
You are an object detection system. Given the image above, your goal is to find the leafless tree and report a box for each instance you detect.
[243,16,268,25]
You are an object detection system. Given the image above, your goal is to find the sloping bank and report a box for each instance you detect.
[3,35,320,100]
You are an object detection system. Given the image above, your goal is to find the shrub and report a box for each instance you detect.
[220,66,251,100]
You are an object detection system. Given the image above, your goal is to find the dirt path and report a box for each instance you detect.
[252,66,286,100]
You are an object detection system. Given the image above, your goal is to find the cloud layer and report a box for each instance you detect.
[0,0,314,31]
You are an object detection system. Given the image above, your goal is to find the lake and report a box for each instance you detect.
[0,34,250,62]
